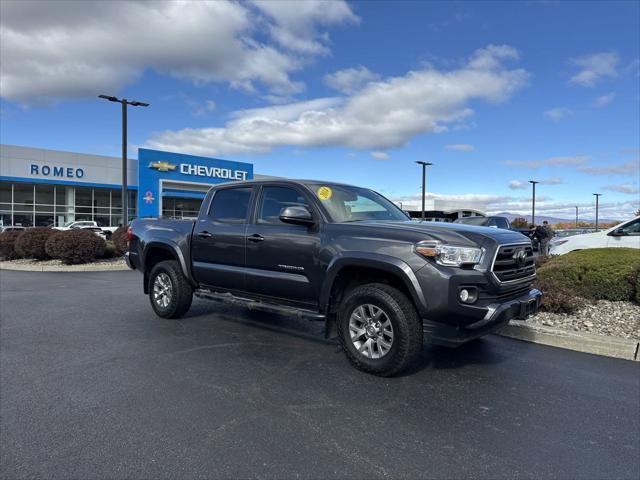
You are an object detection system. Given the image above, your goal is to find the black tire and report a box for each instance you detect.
[337,283,422,376]
[148,260,193,319]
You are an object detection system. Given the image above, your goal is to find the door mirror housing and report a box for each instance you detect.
[279,206,315,226]
[608,228,625,237]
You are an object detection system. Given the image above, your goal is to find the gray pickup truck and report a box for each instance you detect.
[127,179,541,376]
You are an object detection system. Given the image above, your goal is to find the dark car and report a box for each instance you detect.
[127,180,540,376]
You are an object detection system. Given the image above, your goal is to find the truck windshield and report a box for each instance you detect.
[455,217,488,225]
[305,183,408,223]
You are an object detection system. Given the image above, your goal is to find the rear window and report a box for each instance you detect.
[209,188,252,223]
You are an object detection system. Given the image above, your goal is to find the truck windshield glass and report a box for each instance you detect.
[455,217,487,225]
[305,183,407,223]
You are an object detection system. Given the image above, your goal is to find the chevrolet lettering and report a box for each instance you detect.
[179,163,248,180]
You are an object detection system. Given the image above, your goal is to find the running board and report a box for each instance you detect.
[194,289,326,321]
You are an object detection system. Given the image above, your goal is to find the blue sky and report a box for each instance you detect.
[1,0,638,219]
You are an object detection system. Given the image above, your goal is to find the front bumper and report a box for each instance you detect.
[423,288,542,347]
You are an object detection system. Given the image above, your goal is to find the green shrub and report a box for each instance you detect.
[14,227,57,260]
[101,240,118,259]
[534,248,640,312]
[45,229,106,264]
[0,230,23,260]
[111,226,128,255]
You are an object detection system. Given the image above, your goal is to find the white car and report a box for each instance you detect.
[550,216,640,255]
[77,226,108,241]
[54,220,117,237]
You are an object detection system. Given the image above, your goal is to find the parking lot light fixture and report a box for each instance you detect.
[529,180,539,225]
[98,95,150,225]
[575,206,578,228]
[416,161,433,221]
[593,193,602,231]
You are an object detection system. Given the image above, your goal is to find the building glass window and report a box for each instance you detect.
[0,181,137,228]
[0,182,11,226]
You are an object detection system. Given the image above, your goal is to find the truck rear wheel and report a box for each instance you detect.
[148,260,193,319]
[337,283,423,376]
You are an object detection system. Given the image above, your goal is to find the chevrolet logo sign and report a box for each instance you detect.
[148,161,177,172]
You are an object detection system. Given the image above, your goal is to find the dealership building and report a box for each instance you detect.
[1,143,486,227]
[0,144,255,227]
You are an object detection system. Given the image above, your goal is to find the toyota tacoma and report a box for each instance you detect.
[126,180,541,376]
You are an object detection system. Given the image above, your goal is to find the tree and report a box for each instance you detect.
[635,208,640,217]
[511,217,528,228]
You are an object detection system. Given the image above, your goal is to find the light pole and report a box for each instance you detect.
[529,180,539,225]
[593,193,602,231]
[416,161,433,221]
[575,206,578,228]
[99,95,149,225]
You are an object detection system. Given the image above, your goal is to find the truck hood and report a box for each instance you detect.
[341,220,530,247]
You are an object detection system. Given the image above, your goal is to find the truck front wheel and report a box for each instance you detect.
[337,283,423,376]
[148,260,193,319]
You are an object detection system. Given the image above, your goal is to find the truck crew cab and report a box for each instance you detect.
[127,180,541,376]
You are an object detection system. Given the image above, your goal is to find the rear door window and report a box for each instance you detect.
[208,187,253,223]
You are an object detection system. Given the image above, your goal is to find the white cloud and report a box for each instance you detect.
[0,0,357,104]
[577,160,639,175]
[147,44,528,155]
[253,0,359,55]
[370,151,389,160]
[445,144,475,152]
[593,92,615,107]
[193,100,217,117]
[508,180,527,190]
[505,155,589,169]
[508,177,563,189]
[569,51,620,87]
[603,183,639,194]
[324,66,380,94]
[539,177,563,185]
[544,107,573,122]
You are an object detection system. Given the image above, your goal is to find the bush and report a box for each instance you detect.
[45,229,106,264]
[101,240,118,259]
[14,227,57,260]
[534,248,640,312]
[111,226,128,255]
[0,230,23,260]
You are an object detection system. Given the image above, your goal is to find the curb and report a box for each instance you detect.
[0,261,129,272]
[497,320,640,362]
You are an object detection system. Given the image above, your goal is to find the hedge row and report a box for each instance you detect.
[0,228,122,264]
[533,248,640,313]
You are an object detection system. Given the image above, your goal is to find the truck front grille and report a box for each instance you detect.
[491,243,535,284]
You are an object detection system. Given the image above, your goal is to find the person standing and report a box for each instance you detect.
[542,220,555,241]
[537,222,551,255]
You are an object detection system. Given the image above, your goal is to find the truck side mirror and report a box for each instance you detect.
[279,206,315,226]
[608,228,625,237]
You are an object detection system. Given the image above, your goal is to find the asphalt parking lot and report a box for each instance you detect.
[1,270,639,479]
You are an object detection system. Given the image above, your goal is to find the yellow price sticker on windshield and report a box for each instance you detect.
[317,186,332,201]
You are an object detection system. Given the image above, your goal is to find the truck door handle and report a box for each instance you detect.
[197,231,213,238]
[247,234,264,242]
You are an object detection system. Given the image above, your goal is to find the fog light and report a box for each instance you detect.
[459,287,477,304]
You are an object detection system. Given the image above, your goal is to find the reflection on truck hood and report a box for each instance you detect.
[340,220,531,246]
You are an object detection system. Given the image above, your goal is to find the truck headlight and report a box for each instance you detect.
[415,241,483,267]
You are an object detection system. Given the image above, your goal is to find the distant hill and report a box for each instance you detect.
[491,212,620,225]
